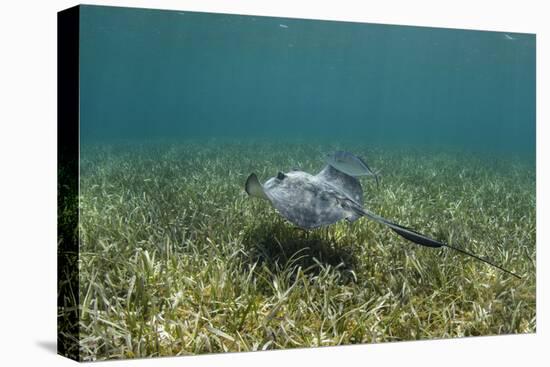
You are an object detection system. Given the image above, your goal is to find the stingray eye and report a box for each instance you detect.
[277,172,286,180]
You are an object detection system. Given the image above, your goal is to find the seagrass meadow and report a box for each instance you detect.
[72,140,535,360]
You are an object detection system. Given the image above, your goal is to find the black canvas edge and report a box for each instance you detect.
[57,5,81,362]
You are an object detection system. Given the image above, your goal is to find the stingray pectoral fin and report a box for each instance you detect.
[355,207,521,279]
[245,173,269,200]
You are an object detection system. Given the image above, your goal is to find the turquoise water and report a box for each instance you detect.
[79,5,535,160]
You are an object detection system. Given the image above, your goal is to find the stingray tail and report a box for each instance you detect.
[353,206,521,279]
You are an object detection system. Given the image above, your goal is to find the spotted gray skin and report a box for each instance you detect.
[316,165,363,205]
[246,165,364,229]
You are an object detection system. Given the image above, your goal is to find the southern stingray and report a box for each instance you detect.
[245,152,520,279]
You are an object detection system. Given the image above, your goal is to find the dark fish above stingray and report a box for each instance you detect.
[245,155,521,279]
[325,151,379,186]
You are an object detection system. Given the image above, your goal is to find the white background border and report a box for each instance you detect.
[0,1,546,366]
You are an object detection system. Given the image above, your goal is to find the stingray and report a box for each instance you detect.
[245,164,520,279]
